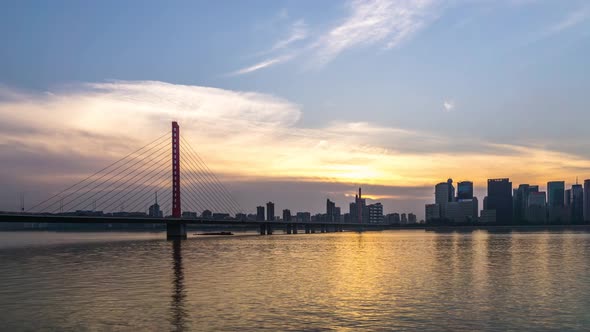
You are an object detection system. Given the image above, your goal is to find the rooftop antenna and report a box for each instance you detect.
[20,193,24,213]
[155,191,158,205]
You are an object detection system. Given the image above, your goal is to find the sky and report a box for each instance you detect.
[1,0,590,218]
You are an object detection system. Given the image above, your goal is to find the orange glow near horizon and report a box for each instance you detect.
[2,80,590,193]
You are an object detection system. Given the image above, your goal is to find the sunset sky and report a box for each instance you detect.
[1,0,590,217]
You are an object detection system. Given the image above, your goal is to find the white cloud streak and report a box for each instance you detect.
[229,54,295,76]
[232,0,438,75]
[270,20,308,52]
[311,0,436,66]
[231,20,307,75]
[547,6,590,35]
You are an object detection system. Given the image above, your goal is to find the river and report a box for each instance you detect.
[1,230,589,331]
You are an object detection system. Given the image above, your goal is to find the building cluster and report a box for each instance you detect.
[425,178,590,224]
[248,188,416,224]
[48,187,416,224]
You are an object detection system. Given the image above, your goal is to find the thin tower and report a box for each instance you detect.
[357,187,362,223]
[172,121,181,218]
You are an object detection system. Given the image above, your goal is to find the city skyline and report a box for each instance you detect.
[2,1,590,218]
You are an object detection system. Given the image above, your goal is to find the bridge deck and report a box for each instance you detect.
[0,214,391,227]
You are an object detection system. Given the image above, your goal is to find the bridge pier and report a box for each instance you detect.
[167,222,187,240]
[286,223,292,234]
[311,225,316,234]
[292,224,298,234]
[320,224,326,233]
[259,223,266,235]
[266,223,273,235]
[305,224,310,234]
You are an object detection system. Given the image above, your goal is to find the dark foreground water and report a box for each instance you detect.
[1,230,590,331]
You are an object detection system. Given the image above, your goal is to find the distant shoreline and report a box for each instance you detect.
[1,223,590,233]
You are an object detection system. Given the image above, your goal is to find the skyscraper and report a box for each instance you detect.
[435,182,450,218]
[256,206,265,221]
[367,203,383,223]
[425,204,440,221]
[547,181,565,207]
[447,178,455,202]
[584,179,590,222]
[526,191,546,224]
[326,199,340,222]
[457,181,473,200]
[547,181,566,223]
[486,178,513,224]
[326,199,335,221]
[266,202,275,221]
[514,184,530,223]
[349,188,366,223]
[282,209,291,222]
[572,184,584,223]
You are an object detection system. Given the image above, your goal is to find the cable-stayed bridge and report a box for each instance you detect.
[0,122,391,239]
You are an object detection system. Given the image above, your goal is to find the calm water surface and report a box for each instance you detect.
[1,230,590,331]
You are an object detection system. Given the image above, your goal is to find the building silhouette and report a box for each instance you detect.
[548,181,565,207]
[572,183,584,223]
[349,188,367,223]
[486,178,513,223]
[367,203,383,223]
[584,179,590,222]
[282,209,291,222]
[148,192,163,218]
[547,181,566,222]
[435,182,450,218]
[326,199,341,222]
[266,202,275,221]
[447,178,455,202]
[457,181,473,200]
[295,212,311,222]
[256,206,265,221]
[526,191,546,223]
[425,203,440,221]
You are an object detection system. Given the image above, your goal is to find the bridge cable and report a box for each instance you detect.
[35,135,169,213]
[53,141,170,213]
[67,147,171,213]
[179,140,242,214]
[179,154,230,214]
[178,147,236,214]
[119,171,171,213]
[101,164,170,213]
[27,132,169,213]
[181,136,243,212]
[181,169,223,212]
[88,151,171,213]
[179,139,241,213]
[180,136,243,213]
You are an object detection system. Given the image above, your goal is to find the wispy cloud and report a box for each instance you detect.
[547,6,590,35]
[231,0,439,75]
[270,20,308,52]
[311,0,436,66]
[443,100,454,112]
[231,20,306,75]
[229,54,295,76]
